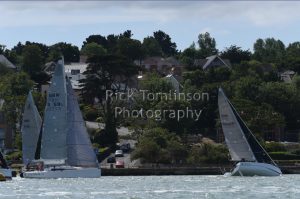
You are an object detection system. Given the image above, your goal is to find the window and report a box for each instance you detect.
[71,69,80,75]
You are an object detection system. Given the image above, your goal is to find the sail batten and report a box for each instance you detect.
[66,78,98,167]
[21,91,42,164]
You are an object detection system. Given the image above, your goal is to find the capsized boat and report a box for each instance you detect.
[22,59,100,178]
[218,88,282,176]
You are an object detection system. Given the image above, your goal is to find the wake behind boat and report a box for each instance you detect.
[218,88,282,176]
[22,59,100,178]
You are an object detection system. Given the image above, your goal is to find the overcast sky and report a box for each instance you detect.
[1,1,300,51]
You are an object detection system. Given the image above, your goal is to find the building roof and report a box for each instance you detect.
[280,70,296,83]
[0,55,16,69]
[194,55,231,70]
[140,56,182,67]
[281,70,295,76]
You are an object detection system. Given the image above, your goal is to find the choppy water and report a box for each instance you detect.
[0,175,300,199]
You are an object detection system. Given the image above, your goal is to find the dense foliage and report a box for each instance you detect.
[1,30,300,164]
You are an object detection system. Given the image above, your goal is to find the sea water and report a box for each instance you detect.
[0,175,299,199]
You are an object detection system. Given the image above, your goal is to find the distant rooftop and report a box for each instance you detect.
[194,55,231,70]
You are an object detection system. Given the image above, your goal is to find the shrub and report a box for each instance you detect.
[83,105,98,121]
[132,127,188,164]
[269,152,300,160]
[292,149,300,156]
[187,143,229,164]
[6,151,22,162]
[265,142,287,152]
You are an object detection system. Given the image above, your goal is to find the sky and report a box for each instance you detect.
[1,1,300,52]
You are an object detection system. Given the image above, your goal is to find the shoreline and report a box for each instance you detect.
[101,166,300,176]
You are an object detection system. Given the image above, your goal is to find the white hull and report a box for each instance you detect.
[231,162,282,176]
[23,166,101,178]
[0,168,12,179]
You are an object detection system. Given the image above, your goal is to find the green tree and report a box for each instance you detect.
[221,45,251,64]
[183,69,206,87]
[179,42,200,68]
[81,54,139,146]
[12,42,24,55]
[117,38,143,61]
[285,42,300,72]
[132,127,187,164]
[292,75,300,91]
[82,30,134,54]
[205,67,231,83]
[142,36,163,57]
[24,41,49,62]
[48,42,80,63]
[198,32,218,58]
[0,63,13,75]
[231,98,285,140]
[81,42,107,58]
[232,60,278,82]
[234,76,262,101]
[0,72,33,131]
[140,73,173,94]
[253,38,286,64]
[187,141,229,164]
[153,30,177,56]
[258,82,300,129]
[22,44,44,76]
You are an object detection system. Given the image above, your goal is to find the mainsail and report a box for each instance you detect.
[218,88,276,165]
[66,78,98,167]
[41,60,68,160]
[21,91,42,164]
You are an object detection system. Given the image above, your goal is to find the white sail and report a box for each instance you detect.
[66,78,98,167]
[218,88,256,162]
[21,91,42,164]
[41,60,68,160]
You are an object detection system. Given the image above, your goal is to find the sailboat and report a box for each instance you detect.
[22,59,101,178]
[21,91,42,166]
[0,152,12,179]
[218,88,282,176]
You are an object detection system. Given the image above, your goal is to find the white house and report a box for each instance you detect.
[64,63,88,90]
